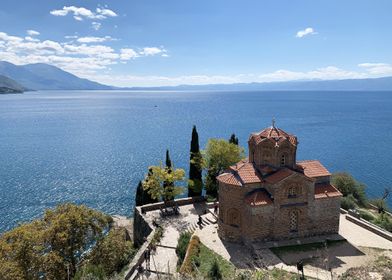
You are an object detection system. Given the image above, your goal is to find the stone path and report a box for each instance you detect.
[135,204,217,279]
[196,213,392,280]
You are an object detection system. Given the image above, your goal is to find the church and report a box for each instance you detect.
[217,122,342,242]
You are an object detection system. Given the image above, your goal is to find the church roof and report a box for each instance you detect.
[314,183,342,199]
[264,168,294,184]
[244,189,273,207]
[216,172,242,186]
[297,160,331,178]
[229,160,263,184]
[217,160,263,187]
[249,123,297,147]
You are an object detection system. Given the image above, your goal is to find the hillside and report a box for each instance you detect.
[0,61,113,91]
[0,75,25,93]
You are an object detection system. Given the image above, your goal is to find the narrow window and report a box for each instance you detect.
[288,186,297,198]
[289,211,298,232]
[280,154,286,166]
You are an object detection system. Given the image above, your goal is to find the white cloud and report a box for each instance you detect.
[140,47,166,56]
[25,36,40,42]
[296,27,317,38]
[27,30,40,36]
[0,31,166,78]
[0,32,23,43]
[87,64,392,87]
[91,22,102,31]
[120,48,139,60]
[96,8,117,17]
[358,63,392,75]
[76,36,114,43]
[50,6,117,21]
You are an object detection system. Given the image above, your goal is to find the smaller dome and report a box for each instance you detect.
[249,123,297,146]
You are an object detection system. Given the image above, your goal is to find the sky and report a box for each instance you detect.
[0,0,391,87]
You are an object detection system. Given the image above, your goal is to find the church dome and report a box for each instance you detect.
[249,121,297,147]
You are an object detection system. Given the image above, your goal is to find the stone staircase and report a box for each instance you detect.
[186,212,217,233]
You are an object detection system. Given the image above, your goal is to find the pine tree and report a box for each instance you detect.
[188,125,203,197]
[229,133,239,145]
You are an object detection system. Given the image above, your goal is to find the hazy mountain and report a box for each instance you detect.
[126,76,392,91]
[0,61,113,90]
[0,75,25,93]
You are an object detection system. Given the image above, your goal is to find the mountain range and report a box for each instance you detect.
[0,61,112,91]
[127,76,392,91]
[1,61,392,92]
[0,74,25,93]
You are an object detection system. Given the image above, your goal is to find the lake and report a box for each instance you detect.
[1,90,391,232]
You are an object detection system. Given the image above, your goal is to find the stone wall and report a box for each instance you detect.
[310,197,341,235]
[133,207,153,248]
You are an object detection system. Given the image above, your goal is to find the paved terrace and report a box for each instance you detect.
[133,202,392,280]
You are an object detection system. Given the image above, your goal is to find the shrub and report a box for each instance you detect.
[358,209,375,222]
[373,213,392,232]
[73,264,106,280]
[332,172,367,206]
[176,232,192,266]
[179,235,201,275]
[208,258,222,280]
[89,228,136,276]
[341,194,357,210]
[151,225,164,249]
[370,198,390,213]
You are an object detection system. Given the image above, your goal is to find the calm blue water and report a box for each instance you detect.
[1,90,392,232]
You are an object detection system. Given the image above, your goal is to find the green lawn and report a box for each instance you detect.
[271,239,345,258]
[196,243,236,279]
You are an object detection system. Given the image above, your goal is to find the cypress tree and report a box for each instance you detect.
[229,133,239,145]
[135,169,159,206]
[163,149,174,201]
[135,181,144,206]
[165,149,172,169]
[188,125,203,197]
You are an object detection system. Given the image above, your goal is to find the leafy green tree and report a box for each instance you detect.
[42,203,112,278]
[0,203,113,280]
[331,172,367,206]
[89,228,135,276]
[188,125,203,197]
[135,180,158,206]
[0,221,44,280]
[229,133,239,145]
[142,164,185,202]
[203,139,244,197]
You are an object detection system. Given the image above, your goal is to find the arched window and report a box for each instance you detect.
[289,211,298,232]
[280,154,286,166]
[288,186,298,198]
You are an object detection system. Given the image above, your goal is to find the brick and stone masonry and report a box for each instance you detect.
[217,121,342,243]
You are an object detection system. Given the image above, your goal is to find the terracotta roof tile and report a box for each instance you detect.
[244,189,273,207]
[250,126,297,147]
[229,160,263,184]
[297,160,331,178]
[265,168,294,184]
[314,183,342,199]
[217,172,242,187]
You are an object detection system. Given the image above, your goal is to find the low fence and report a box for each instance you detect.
[345,213,392,242]
[124,230,155,280]
[139,196,205,213]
